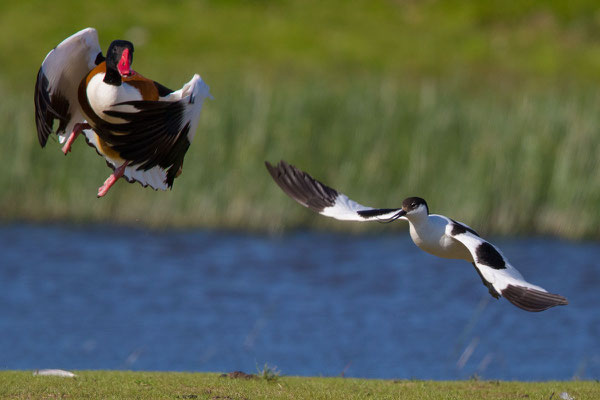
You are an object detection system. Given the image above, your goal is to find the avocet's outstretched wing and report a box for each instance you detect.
[35,28,103,147]
[448,225,568,312]
[266,160,405,222]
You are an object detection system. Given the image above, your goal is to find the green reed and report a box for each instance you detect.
[2,75,600,238]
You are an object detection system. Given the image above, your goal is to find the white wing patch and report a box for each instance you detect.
[171,74,212,143]
[321,194,372,220]
[321,194,403,222]
[449,228,543,292]
[37,28,101,144]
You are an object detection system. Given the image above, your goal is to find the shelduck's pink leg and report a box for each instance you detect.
[62,123,91,154]
[97,162,129,198]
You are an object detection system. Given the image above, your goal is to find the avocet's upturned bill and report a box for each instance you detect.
[266,160,568,312]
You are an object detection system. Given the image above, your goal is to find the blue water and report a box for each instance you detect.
[0,223,598,380]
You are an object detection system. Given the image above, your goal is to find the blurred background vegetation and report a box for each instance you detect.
[1,0,600,238]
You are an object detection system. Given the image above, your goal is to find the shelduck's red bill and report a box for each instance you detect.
[117,48,132,76]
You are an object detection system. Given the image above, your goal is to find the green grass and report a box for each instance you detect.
[1,371,598,399]
[2,1,600,237]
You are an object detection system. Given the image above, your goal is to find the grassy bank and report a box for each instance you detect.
[2,1,600,238]
[1,371,598,399]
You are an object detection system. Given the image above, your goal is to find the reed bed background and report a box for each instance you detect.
[1,0,600,238]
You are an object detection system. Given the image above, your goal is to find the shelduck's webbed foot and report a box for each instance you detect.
[97,162,129,198]
[62,122,91,154]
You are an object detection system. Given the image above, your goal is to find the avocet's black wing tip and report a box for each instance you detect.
[501,285,568,312]
[265,159,338,213]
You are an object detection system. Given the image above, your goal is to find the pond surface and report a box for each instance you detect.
[0,223,598,380]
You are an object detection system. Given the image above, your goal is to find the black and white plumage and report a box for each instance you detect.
[266,160,569,312]
[34,28,212,197]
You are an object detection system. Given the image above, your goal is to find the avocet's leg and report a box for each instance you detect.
[62,123,91,155]
[97,162,129,198]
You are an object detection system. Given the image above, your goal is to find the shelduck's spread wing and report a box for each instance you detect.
[35,28,102,147]
[89,75,211,189]
[448,226,568,312]
[266,160,404,222]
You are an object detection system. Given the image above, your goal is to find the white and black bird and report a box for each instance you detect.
[266,160,568,312]
[35,28,212,197]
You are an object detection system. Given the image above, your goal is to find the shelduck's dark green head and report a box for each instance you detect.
[104,40,134,85]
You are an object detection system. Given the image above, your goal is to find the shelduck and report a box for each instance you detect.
[35,28,211,197]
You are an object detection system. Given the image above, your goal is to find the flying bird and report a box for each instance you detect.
[266,160,568,312]
[35,28,212,197]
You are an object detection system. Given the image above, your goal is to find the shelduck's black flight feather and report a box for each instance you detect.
[100,100,188,172]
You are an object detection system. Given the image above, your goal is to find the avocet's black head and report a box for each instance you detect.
[394,196,429,219]
[402,197,428,213]
[104,40,134,85]
[387,196,429,220]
